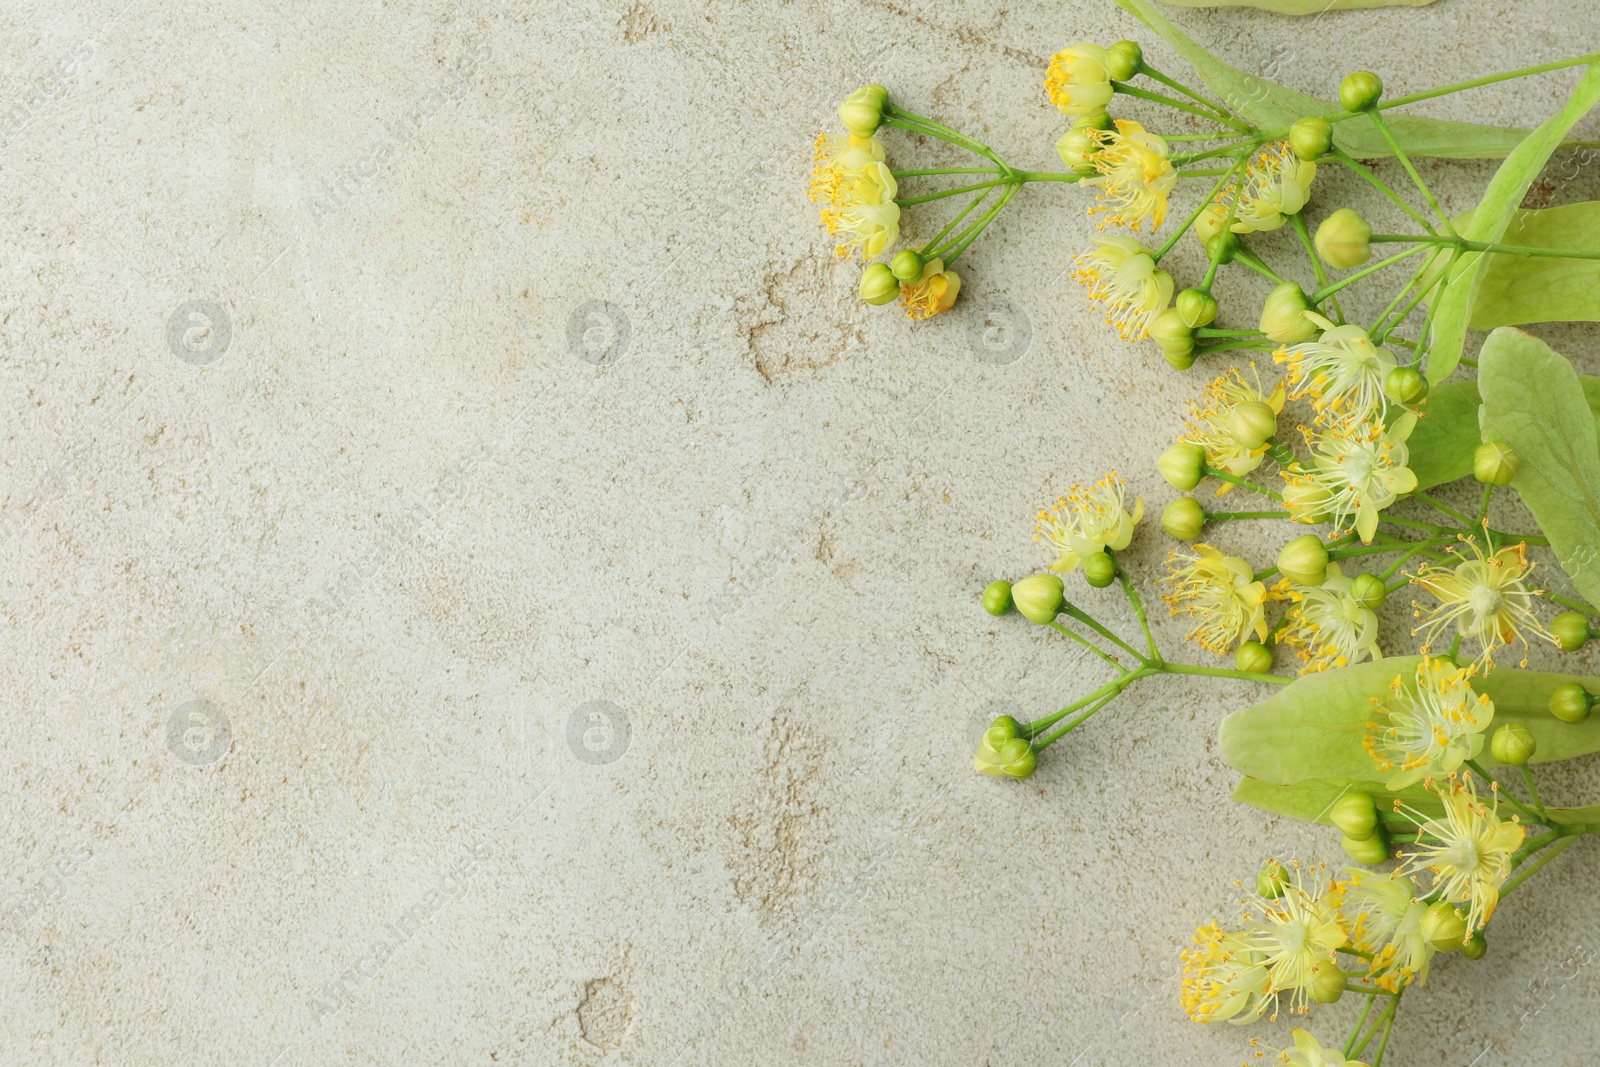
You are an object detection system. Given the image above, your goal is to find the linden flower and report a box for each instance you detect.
[809,132,885,207]
[821,161,900,259]
[1282,412,1419,543]
[1044,44,1114,118]
[1035,473,1144,574]
[1280,564,1381,674]
[1181,365,1287,494]
[1229,142,1316,234]
[1396,774,1525,936]
[1411,539,1550,670]
[1338,868,1435,993]
[1275,314,1397,428]
[899,256,960,319]
[1264,1028,1371,1067]
[1071,235,1174,341]
[1180,922,1269,1024]
[1162,543,1271,654]
[1085,120,1176,231]
[1363,657,1493,790]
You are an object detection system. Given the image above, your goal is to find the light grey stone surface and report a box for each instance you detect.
[2,1,1599,1064]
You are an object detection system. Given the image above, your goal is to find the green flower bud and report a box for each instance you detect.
[1551,611,1592,652]
[838,84,890,137]
[1421,902,1467,951]
[1330,791,1379,839]
[1105,40,1142,83]
[1309,963,1347,1004]
[1230,399,1278,451]
[982,579,1014,617]
[1161,497,1206,541]
[1256,859,1290,899]
[890,249,925,283]
[1384,365,1428,406]
[1235,640,1273,675]
[1075,110,1114,133]
[1490,723,1536,767]
[859,262,899,305]
[1473,441,1520,486]
[1163,344,1197,371]
[1278,534,1330,587]
[1259,282,1317,344]
[1083,551,1117,588]
[1176,287,1219,329]
[1349,573,1387,610]
[974,726,1038,779]
[1056,127,1100,175]
[1314,207,1372,270]
[1339,71,1383,112]
[1289,116,1333,162]
[1151,307,1196,361]
[1159,442,1207,492]
[1011,573,1065,625]
[1207,231,1240,264]
[1342,832,1390,865]
[1462,933,1488,960]
[1549,682,1594,724]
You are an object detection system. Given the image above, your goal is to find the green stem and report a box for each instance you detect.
[897,179,1008,207]
[1366,108,1454,233]
[1048,620,1127,672]
[1379,535,1447,580]
[1155,155,1249,261]
[1234,245,1290,285]
[1109,550,1160,660]
[1309,244,1434,302]
[1205,465,1284,501]
[1500,836,1576,899]
[882,107,1000,164]
[1352,993,1401,1059]
[1410,490,1476,528]
[891,167,1002,177]
[1112,83,1252,130]
[1370,996,1401,1067]
[1344,995,1378,1058]
[1161,662,1293,686]
[1205,511,1284,521]
[1062,603,1149,666]
[917,186,995,258]
[1290,211,1343,322]
[1357,54,1600,117]
[1372,233,1600,262]
[941,182,1021,264]
[1376,513,1548,546]
[1464,760,1545,825]
[1372,247,1443,338]
[1139,63,1244,122]
[1540,590,1600,618]
[1329,147,1438,235]
[1520,765,1545,819]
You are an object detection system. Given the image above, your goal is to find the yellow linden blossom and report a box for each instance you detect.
[1044,44,1114,118]
[1411,539,1550,670]
[1338,867,1436,994]
[1162,543,1271,654]
[820,160,900,259]
[1363,657,1493,790]
[809,132,884,207]
[1229,142,1316,233]
[1396,774,1525,936]
[899,256,960,319]
[1180,365,1287,495]
[1279,564,1381,674]
[1085,119,1176,231]
[1034,472,1144,574]
[1260,1028,1371,1067]
[1071,235,1174,341]
[1181,864,1348,1024]
[1281,412,1418,543]
[1274,314,1397,429]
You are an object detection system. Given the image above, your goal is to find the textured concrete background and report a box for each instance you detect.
[3,1,1600,1064]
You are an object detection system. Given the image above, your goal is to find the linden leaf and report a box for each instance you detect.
[1407,375,1600,490]
[1465,203,1600,329]
[1234,775,1600,829]
[1479,328,1600,608]
[1157,0,1436,9]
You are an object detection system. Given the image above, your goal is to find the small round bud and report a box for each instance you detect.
[1083,551,1117,589]
[1074,110,1114,133]
[1342,832,1390,865]
[1462,933,1488,960]
[1105,40,1142,83]
[1549,682,1594,724]
[1151,307,1196,361]
[1384,366,1428,406]
[1314,207,1372,270]
[1473,441,1520,486]
[1235,640,1273,675]
[1011,573,1065,625]
[1158,442,1207,492]
[1256,859,1290,899]
[986,714,1023,741]
[890,249,925,283]
[1162,345,1197,371]
[1289,116,1333,162]
[1277,534,1330,587]
[1176,288,1219,329]
[1339,71,1383,112]
[1349,573,1387,610]
[1551,611,1592,652]
[1490,723,1536,767]
[982,579,1014,617]
[1161,497,1206,541]
[1259,282,1317,344]
[1230,400,1279,451]
[1207,231,1240,264]
[975,729,1038,779]
[838,84,890,137]
[859,262,899,306]
[1309,964,1347,1004]
[1055,127,1099,175]
[1330,791,1379,839]
[1420,902,1467,951]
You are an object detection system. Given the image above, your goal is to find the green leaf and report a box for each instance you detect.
[1425,62,1600,383]
[1466,203,1600,329]
[1114,0,1533,158]
[1220,655,1600,785]
[1234,775,1600,829]
[1480,328,1600,606]
[1157,0,1436,9]
[1407,380,1485,490]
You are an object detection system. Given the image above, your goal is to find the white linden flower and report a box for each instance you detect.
[1269,1028,1372,1067]
[1282,412,1419,543]
[821,160,900,259]
[1363,657,1494,790]
[1338,867,1435,993]
[1396,774,1525,937]
[1275,314,1397,428]
[1035,472,1143,574]
[1181,365,1287,494]
[1085,119,1176,232]
[1162,544,1272,654]
[1044,44,1114,118]
[1280,563,1381,674]
[1071,235,1174,341]
[1229,141,1316,233]
[1411,539,1551,671]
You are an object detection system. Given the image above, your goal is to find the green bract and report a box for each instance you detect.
[1462,203,1600,330]
[1153,0,1435,8]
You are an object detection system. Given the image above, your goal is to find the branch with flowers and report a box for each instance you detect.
[813,2,1600,1062]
